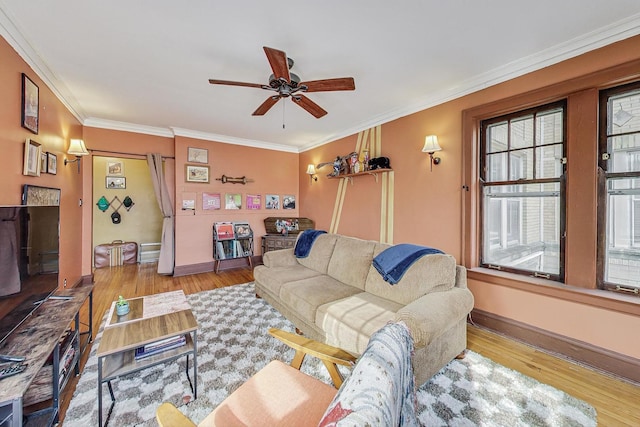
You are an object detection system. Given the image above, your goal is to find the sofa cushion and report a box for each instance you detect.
[327,236,377,290]
[279,276,362,323]
[316,292,402,354]
[364,243,457,305]
[253,265,323,298]
[296,234,339,274]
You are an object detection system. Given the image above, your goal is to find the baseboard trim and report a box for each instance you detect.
[471,309,640,385]
[173,262,214,277]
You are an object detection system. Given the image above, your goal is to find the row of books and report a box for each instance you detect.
[216,240,251,259]
[134,335,186,360]
[58,346,76,386]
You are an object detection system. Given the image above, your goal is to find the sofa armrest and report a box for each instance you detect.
[394,287,474,347]
[262,248,298,268]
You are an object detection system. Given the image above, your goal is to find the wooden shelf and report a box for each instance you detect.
[0,286,93,427]
[327,168,393,183]
[101,333,194,381]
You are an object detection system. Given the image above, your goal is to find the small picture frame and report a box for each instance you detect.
[47,152,57,175]
[107,160,124,176]
[246,194,261,210]
[106,177,126,189]
[202,192,221,210]
[23,138,42,176]
[185,165,210,183]
[21,73,39,134]
[283,195,296,209]
[225,193,242,209]
[41,152,48,173]
[266,194,280,209]
[182,199,195,210]
[187,147,208,164]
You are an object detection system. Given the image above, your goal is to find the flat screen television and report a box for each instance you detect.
[0,204,60,352]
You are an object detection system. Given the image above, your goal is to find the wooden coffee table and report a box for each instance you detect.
[96,290,197,427]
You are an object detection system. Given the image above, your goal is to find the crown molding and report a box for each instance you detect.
[83,118,175,138]
[170,127,299,153]
[0,4,85,123]
[299,13,640,152]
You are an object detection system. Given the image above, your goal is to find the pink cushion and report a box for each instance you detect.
[198,360,337,427]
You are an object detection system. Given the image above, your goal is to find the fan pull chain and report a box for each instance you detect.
[282,100,286,129]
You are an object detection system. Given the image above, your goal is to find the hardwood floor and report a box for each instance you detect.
[58,263,639,426]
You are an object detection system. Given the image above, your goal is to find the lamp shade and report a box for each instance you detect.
[306,164,316,175]
[68,139,89,156]
[422,135,441,153]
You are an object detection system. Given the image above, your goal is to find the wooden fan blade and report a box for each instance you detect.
[263,46,291,82]
[209,79,264,89]
[301,77,355,92]
[292,95,328,118]
[252,96,280,116]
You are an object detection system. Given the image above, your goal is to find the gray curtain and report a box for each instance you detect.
[147,153,175,275]
[0,208,21,296]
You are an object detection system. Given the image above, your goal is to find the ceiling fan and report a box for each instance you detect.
[209,46,355,118]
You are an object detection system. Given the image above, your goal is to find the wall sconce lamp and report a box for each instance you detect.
[422,135,442,171]
[64,139,89,173]
[306,164,318,183]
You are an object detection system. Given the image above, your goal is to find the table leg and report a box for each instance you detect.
[98,356,103,427]
[193,332,198,399]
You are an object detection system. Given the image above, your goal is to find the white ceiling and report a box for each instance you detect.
[2,1,640,152]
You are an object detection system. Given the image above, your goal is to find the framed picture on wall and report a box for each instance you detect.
[41,152,47,174]
[23,138,42,176]
[106,177,126,189]
[107,160,124,176]
[225,193,241,209]
[283,195,296,209]
[203,192,221,210]
[246,194,261,210]
[21,73,39,134]
[47,152,57,175]
[185,165,210,183]
[266,194,280,209]
[187,147,208,164]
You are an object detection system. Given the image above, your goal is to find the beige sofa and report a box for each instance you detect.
[253,233,474,385]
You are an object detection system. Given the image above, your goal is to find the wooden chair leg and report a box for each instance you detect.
[321,360,344,389]
[291,349,305,369]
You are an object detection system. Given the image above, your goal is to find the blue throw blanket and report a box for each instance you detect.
[373,243,443,284]
[294,229,326,258]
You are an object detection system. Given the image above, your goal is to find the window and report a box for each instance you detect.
[599,82,640,292]
[480,101,566,280]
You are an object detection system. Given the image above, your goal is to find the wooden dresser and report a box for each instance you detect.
[261,234,298,254]
[261,217,314,255]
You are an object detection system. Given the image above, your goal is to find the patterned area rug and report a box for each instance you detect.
[64,283,596,426]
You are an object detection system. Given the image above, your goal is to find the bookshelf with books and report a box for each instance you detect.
[213,222,254,273]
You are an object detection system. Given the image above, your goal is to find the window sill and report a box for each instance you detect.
[467,267,639,316]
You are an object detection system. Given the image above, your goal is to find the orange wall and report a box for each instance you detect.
[0,36,83,290]
[300,35,640,360]
[174,136,299,268]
